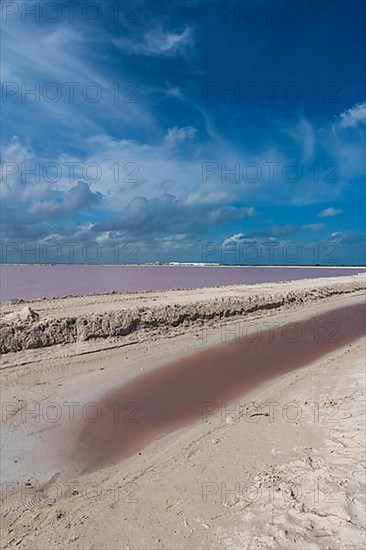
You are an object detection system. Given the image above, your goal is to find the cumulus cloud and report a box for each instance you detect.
[29,182,102,216]
[1,181,102,240]
[318,207,343,218]
[0,138,103,240]
[93,194,255,242]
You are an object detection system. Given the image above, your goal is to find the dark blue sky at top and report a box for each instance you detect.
[1,0,365,264]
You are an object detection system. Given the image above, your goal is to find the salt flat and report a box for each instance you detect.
[0,274,365,549]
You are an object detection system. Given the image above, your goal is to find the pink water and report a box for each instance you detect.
[51,302,366,473]
[1,265,365,302]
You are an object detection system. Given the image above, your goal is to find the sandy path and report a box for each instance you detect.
[0,277,365,549]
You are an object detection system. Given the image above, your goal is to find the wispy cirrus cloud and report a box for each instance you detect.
[114,27,193,57]
[0,20,158,144]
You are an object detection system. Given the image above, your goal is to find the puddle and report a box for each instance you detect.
[50,302,365,473]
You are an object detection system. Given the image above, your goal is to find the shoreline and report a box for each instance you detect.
[2,263,366,267]
[1,265,365,304]
[1,273,365,354]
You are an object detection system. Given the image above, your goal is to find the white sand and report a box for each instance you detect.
[0,274,365,549]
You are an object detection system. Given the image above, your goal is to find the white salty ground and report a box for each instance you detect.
[0,274,365,549]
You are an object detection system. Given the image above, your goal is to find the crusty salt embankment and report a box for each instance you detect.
[1,274,365,354]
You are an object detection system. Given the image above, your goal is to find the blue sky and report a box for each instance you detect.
[1,0,365,264]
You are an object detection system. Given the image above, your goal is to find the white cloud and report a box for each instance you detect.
[1,22,156,138]
[115,27,193,57]
[286,118,315,162]
[222,233,247,246]
[207,206,254,224]
[302,223,325,231]
[164,126,198,145]
[337,101,366,128]
[144,28,192,55]
[327,231,365,246]
[318,207,343,218]
[185,190,229,205]
[165,84,183,98]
